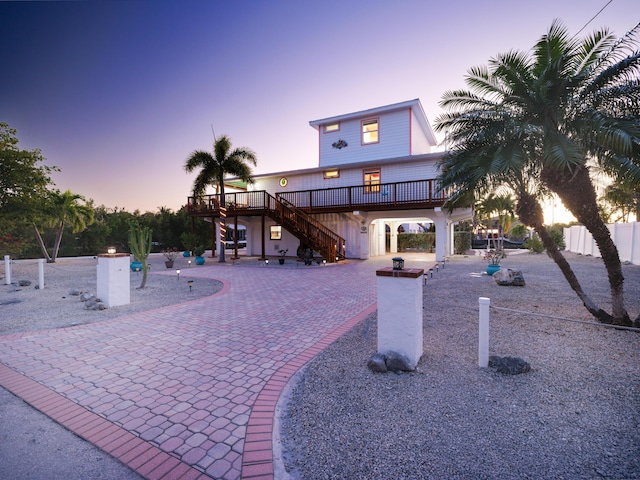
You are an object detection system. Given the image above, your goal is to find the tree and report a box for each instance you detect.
[476,194,516,250]
[128,221,152,289]
[33,189,95,262]
[184,135,257,263]
[602,180,639,222]
[435,21,640,326]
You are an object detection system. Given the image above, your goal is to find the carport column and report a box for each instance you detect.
[389,221,399,253]
[96,253,130,307]
[376,266,425,369]
[4,255,10,285]
[432,208,447,261]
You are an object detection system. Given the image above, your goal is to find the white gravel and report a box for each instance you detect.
[279,252,640,480]
[0,253,222,335]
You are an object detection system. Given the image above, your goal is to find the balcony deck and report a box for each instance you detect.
[187,179,447,217]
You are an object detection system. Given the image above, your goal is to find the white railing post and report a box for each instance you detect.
[38,258,45,290]
[479,297,490,368]
[4,255,10,285]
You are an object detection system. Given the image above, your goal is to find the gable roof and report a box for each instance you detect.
[308,98,437,145]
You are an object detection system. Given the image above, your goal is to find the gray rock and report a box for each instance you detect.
[489,355,531,375]
[80,293,95,302]
[367,353,387,373]
[69,289,84,296]
[385,351,415,372]
[493,268,525,286]
[18,280,31,287]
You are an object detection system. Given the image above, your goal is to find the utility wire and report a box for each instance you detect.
[573,0,614,37]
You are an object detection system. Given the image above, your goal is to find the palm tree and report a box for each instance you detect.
[435,21,640,326]
[184,135,257,263]
[33,189,95,262]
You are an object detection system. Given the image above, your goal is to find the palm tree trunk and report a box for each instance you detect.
[515,192,611,321]
[51,221,65,262]
[33,224,52,263]
[542,166,631,326]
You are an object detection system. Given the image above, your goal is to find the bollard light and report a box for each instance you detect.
[322,259,327,265]
[265,259,269,265]
[188,260,191,267]
[187,280,193,292]
[176,269,180,281]
[107,246,116,255]
[392,257,404,270]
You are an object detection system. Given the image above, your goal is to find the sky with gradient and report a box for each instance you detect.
[1,0,636,213]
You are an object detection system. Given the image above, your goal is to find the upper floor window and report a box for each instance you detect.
[361,118,379,144]
[363,168,381,193]
[324,123,340,133]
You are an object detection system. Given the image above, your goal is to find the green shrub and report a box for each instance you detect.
[547,225,566,250]
[523,235,545,253]
[454,231,472,254]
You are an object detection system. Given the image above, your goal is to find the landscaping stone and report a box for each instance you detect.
[489,355,531,375]
[493,268,525,286]
[367,353,387,373]
[18,280,31,287]
[384,351,415,373]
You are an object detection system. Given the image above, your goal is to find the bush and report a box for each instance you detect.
[524,235,545,253]
[454,231,472,254]
[547,225,566,250]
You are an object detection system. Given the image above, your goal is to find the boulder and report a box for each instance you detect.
[489,355,531,375]
[18,280,31,287]
[367,353,387,373]
[493,268,525,286]
[80,292,95,302]
[385,351,415,373]
[69,289,84,296]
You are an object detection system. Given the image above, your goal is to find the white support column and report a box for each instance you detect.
[4,255,11,285]
[389,221,398,254]
[97,253,130,307]
[478,297,490,368]
[376,266,425,369]
[38,259,45,290]
[432,208,447,261]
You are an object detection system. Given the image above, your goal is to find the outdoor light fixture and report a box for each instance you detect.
[322,259,327,265]
[188,260,191,267]
[176,269,181,281]
[265,259,269,265]
[392,257,405,270]
[187,280,193,292]
[107,246,116,255]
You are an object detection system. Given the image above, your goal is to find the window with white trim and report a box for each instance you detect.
[363,168,381,193]
[361,118,379,144]
[324,123,340,133]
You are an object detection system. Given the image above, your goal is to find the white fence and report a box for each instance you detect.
[564,222,640,266]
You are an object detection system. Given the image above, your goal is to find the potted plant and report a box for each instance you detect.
[278,249,288,265]
[194,245,206,265]
[162,248,178,268]
[303,248,314,266]
[180,232,198,257]
[484,249,504,276]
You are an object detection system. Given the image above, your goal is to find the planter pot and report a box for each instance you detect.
[130,261,143,272]
[183,251,191,257]
[165,260,174,268]
[278,258,285,265]
[486,264,501,276]
[195,256,205,265]
[304,259,313,266]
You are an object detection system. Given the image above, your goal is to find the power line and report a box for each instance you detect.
[573,0,614,37]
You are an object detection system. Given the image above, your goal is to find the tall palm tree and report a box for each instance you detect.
[435,20,640,326]
[33,189,95,262]
[184,135,257,263]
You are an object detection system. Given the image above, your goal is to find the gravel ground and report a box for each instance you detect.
[0,253,223,335]
[280,252,640,480]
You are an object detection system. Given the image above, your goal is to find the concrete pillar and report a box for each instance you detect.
[4,255,10,285]
[38,259,44,290]
[359,222,370,259]
[97,253,130,307]
[432,209,447,261]
[389,221,398,253]
[376,266,425,369]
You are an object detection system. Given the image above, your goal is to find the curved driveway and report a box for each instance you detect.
[0,256,421,479]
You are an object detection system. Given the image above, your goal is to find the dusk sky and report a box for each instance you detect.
[1,0,636,213]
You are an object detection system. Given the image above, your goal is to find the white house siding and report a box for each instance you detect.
[410,108,433,154]
[319,109,411,167]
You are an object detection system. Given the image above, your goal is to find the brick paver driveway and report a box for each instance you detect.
[1,256,428,479]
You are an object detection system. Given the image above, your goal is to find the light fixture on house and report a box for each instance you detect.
[107,246,116,255]
[392,257,404,270]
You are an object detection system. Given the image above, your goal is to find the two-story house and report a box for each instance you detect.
[187,99,472,262]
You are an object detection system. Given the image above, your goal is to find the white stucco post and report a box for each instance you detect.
[376,265,425,369]
[389,221,398,253]
[432,208,447,261]
[96,253,130,307]
[4,255,11,285]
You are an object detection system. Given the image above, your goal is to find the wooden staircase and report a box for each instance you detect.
[266,193,345,263]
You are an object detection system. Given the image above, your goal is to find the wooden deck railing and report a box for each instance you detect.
[276,179,447,212]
